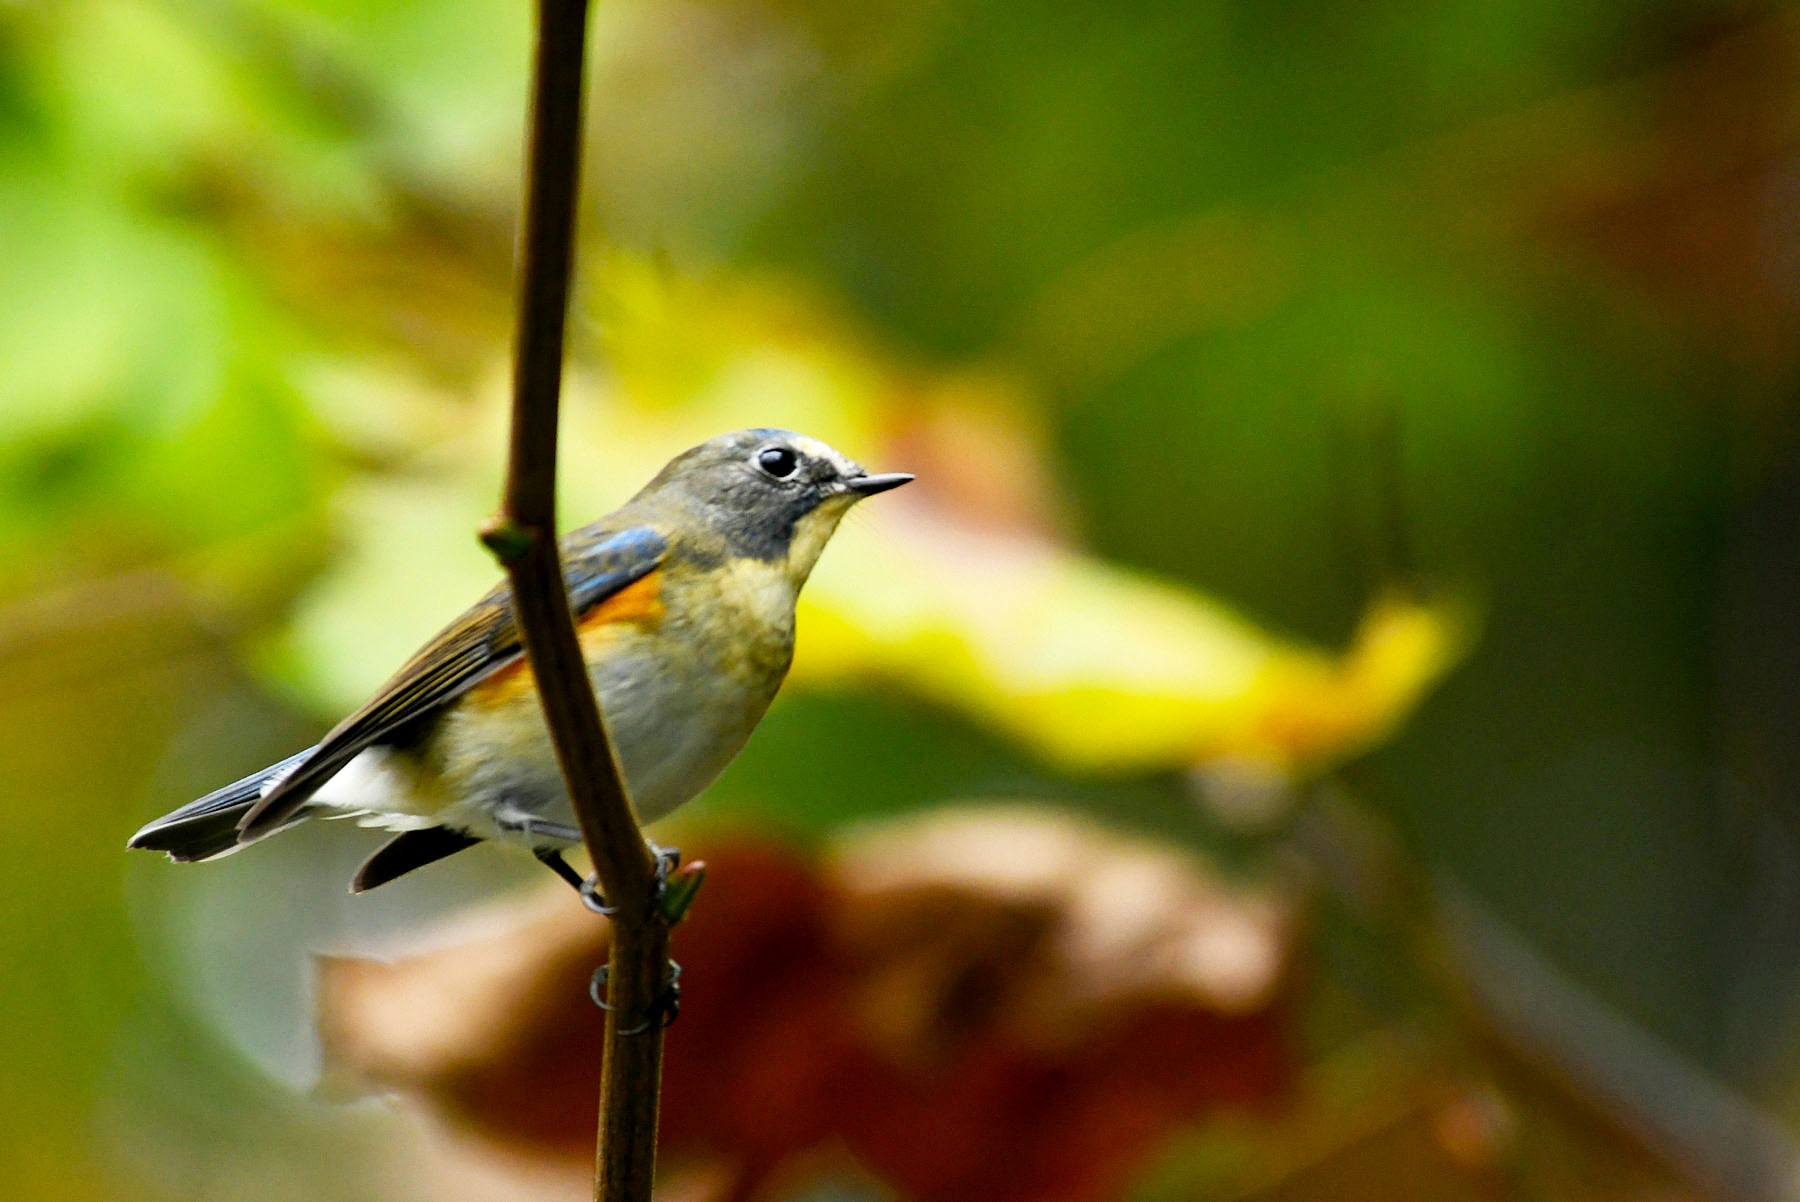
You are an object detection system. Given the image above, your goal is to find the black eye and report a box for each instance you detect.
[757,446,799,479]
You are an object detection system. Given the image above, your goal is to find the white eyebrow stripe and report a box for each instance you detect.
[791,434,860,478]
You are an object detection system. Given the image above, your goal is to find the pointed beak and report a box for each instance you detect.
[844,472,914,497]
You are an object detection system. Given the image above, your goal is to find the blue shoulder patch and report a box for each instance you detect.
[563,525,668,611]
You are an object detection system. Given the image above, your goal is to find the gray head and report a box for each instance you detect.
[633,428,912,580]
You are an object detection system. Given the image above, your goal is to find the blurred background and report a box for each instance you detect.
[5,0,1800,1199]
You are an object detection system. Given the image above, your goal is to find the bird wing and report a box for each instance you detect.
[237,524,668,839]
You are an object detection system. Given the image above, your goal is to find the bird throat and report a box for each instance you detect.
[784,495,855,587]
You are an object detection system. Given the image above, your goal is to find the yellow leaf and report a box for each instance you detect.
[798,514,1471,773]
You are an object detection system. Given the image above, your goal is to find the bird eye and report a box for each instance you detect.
[756,446,799,479]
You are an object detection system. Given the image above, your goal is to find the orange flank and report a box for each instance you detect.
[578,569,666,631]
[465,569,666,710]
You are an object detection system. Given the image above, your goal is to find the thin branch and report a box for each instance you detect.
[480,2,670,1199]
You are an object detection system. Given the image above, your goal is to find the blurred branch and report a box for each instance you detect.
[1325,398,1420,604]
[1438,874,1800,1202]
[479,2,670,1200]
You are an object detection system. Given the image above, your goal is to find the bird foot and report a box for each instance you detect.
[589,960,682,1034]
[546,843,680,917]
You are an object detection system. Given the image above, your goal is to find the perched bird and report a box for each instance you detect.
[129,429,911,895]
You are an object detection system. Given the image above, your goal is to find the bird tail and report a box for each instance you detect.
[128,748,316,862]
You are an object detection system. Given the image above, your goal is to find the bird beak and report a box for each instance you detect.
[844,472,914,497]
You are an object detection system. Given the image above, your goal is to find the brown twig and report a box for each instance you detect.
[480,2,671,1199]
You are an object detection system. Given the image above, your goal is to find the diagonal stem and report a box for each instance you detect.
[481,1,671,1199]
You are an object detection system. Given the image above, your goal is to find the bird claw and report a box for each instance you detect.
[589,960,682,1034]
[574,843,679,917]
[579,873,617,916]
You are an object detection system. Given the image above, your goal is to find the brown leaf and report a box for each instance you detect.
[319,810,1298,1202]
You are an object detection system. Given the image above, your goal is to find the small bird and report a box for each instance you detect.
[130,429,911,895]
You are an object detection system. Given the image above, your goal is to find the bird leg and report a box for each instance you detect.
[534,848,588,892]
[534,842,680,918]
